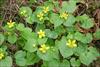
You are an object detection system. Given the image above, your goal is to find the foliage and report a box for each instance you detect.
[0,0,100,67]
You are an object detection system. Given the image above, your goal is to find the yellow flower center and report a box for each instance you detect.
[7,20,15,28]
[20,10,26,15]
[43,6,49,13]
[0,52,4,60]
[37,12,44,21]
[37,30,45,38]
[39,44,50,53]
[60,12,68,20]
[66,39,77,48]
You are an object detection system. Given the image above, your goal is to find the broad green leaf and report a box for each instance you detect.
[45,29,58,39]
[77,14,94,29]
[24,38,37,52]
[54,26,65,35]
[94,29,100,39]
[74,32,93,43]
[0,56,12,67]
[35,24,45,32]
[74,32,84,41]
[16,23,25,31]
[42,60,59,67]
[47,60,60,67]
[26,52,40,65]
[7,34,17,44]
[58,36,73,58]
[15,50,26,66]
[74,43,88,56]
[19,7,32,17]
[0,34,4,45]
[66,33,74,39]
[70,58,81,67]
[63,14,76,27]
[80,52,95,65]
[21,28,35,40]
[50,13,63,28]
[61,1,77,13]
[88,47,100,57]
[60,60,70,67]
[37,50,53,61]
[49,46,59,60]
[43,1,54,11]
[38,38,48,45]
[79,47,99,65]
[26,14,35,24]
[82,33,93,43]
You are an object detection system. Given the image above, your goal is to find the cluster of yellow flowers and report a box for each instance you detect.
[0,52,4,60]
[37,30,45,38]
[66,39,77,48]
[43,6,49,13]
[20,10,26,15]
[37,6,49,21]
[39,44,50,53]
[60,12,68,20]
[37,12,44,21]
[7,20,15,28]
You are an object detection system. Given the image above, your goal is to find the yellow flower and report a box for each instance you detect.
[60,12,68,20]
[37,12,44,21]
[66,39,77,48]
[37,30,45,38]
[39,44,50,53]
[7,20,15,28]
[43,6,49,13]
[0,52,4,60]
[20,10,26,15]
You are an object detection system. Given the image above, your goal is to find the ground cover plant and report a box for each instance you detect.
[0,0,100,67]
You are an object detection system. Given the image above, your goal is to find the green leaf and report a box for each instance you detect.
[16,23,25,31]
[49,46,59,60]
[74,32,93,43]
[63,14,76,26]
[88,47,100,57]
[26,14,35,24]
[26,52,40,65]
[62,1,77,13]
[42,60,59,67]
[50,13,63,28]
[79,47,99,65]
[7,34,17,44]
[58,36,73,58]
[19,7,32,17]
[45,29,58,39]
[70,58,81,67]
[0,34,4,45]
[35,24,45,32]
[15,50,26,66]
[47,60,60,67]
[80,52,94,65]
[24,38,37,52]
[94,29,100,39]
[0,56,12,67]
[38,38,48,45]
[54,26,65,35]
[74,32,84,41]
[21,27,34,40]
[37,50,53,61]
[74,43,88,56]
[60,60,70,67]
[82,33,93,43]
[77,14,94,29]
